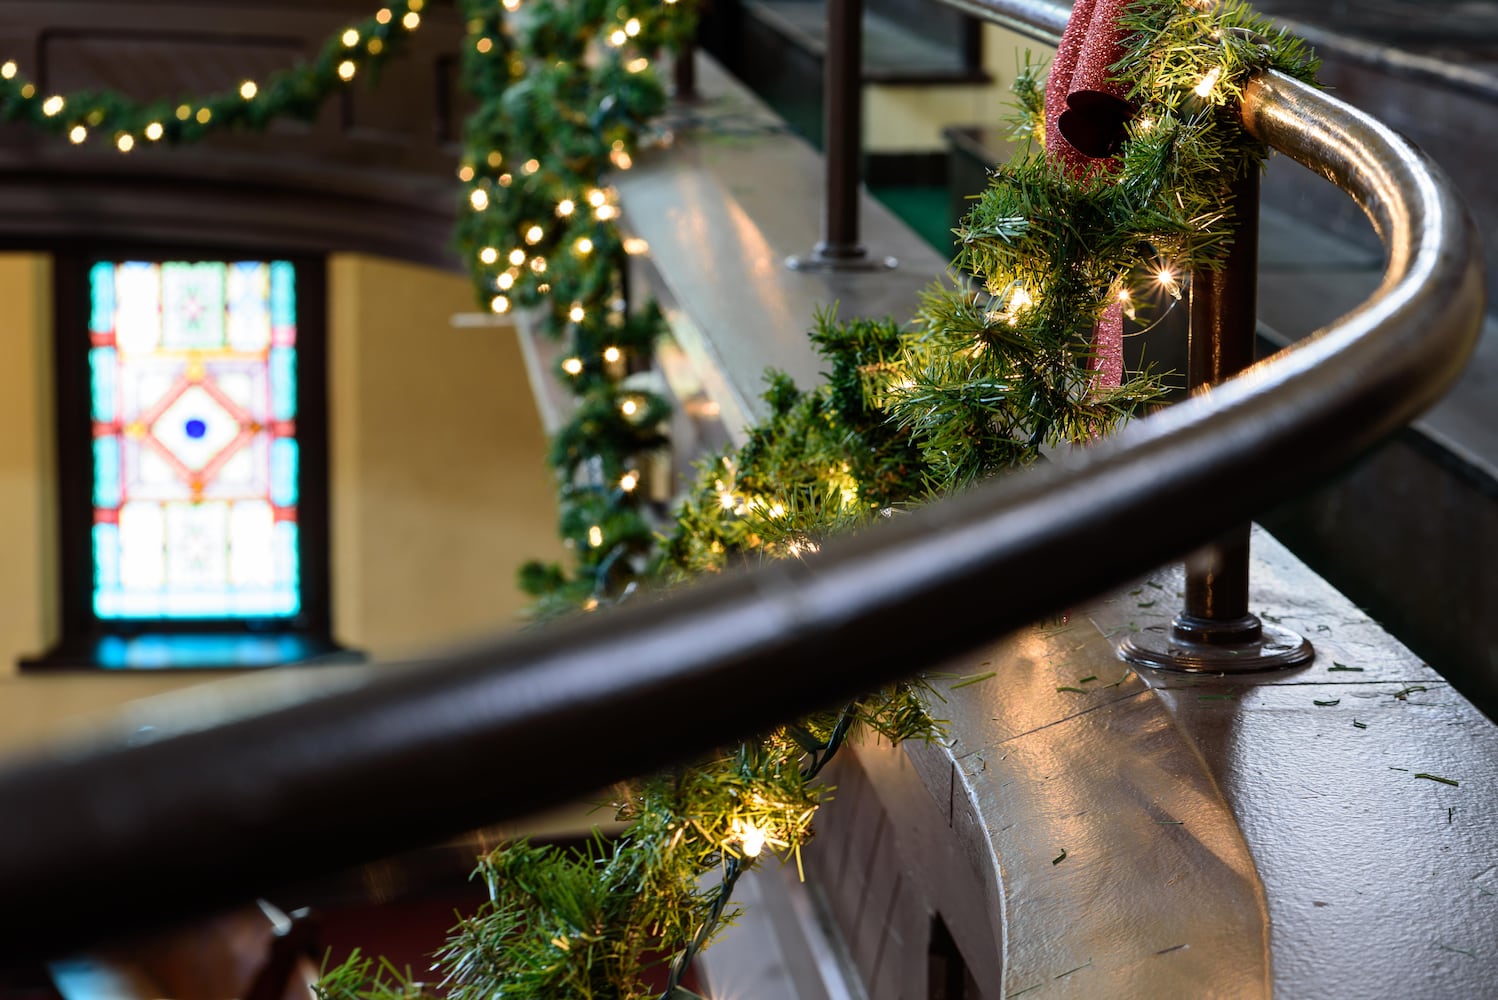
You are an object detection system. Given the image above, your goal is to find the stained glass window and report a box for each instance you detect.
[88,260,301,619]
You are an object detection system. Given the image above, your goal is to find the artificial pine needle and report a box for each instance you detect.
[951,671,998,689]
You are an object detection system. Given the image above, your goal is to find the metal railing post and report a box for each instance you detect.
[672,40,698,102]
[1119,170,1314,672]
[787,0,897,271]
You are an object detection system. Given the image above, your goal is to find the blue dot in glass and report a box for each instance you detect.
[184,417,208,440]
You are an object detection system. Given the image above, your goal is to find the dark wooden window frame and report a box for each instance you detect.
[24,244,350,671]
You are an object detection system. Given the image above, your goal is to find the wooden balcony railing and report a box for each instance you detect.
[0,0,1484,967]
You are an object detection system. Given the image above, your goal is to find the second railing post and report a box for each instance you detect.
[786,0,896,272]
[1119,170,1313,673]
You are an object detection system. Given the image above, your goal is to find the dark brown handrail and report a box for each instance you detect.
[0,63,1482,970]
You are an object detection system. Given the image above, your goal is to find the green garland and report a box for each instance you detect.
[0,3,427,147]
[319,3,1316,995]
[451,0,701,618]
[0,0,1317,993]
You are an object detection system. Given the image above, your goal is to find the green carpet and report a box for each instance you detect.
[869,184,957,258]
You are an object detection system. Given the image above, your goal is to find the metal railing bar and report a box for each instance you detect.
[0,73,1481,963]
[930,0,1068,44]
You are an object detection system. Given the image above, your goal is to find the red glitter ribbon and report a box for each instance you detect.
[1046,0,1138,387]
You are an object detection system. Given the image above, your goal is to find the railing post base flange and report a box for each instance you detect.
[1117,616,1313,674]
[786,245,898,272]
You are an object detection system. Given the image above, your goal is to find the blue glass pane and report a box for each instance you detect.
[90,347,116,423]
[270,347,297,421]
[94,523,121,592]
[275,522,301,614]
[89,262,115,335]
[270,260,295,330]
[93,437,121,508]
[271,439,299,507]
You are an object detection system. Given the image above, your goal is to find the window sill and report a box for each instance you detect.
[20,633,361,672]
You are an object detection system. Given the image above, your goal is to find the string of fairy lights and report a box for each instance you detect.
[0,2,428,149]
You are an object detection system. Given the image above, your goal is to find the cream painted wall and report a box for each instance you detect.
[327,253,563,658]
[0,251,563,752]
[864,24,1056,155]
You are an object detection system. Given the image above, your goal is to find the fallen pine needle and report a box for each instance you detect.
[1416,772,1459,787]
[1352,720,1368,729]
[1329,662,1364,672]
[1052,848,1068,865]
[1314,698,1341,707]
[1057,685,1087,694]
[950,671,997,690]
[1055,960,1093,980]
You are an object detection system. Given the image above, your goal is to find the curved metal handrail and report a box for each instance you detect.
[0,71,1482,960]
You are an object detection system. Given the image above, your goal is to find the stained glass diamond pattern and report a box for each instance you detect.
[151,383,247,474]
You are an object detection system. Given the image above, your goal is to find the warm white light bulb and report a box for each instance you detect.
[620,398,638,417]
[497,272,515,290]
[115,133,134,152]
[68,124,87,144]
[588,525,603,548]
[575,237,593,255]
[525,224,544,244]
[402,10,421,29]
[603,346,622,363]
[0,61,16,80]
[338,60,357,81]
[239,80,258,100]
[1195,66,1223,98]
[569,304,586,323]
[594,204,618,221]
[624,17,641,36]
[588,189,607,207]
[620,471,639,492]
[144,121,164,141]
[479,246,498,265]
[609,29,627,46]
[740,823,766,857]
[342,28,360,46]
[41,95,63,116]
[469,188,489,211]
[561,357,584,376]
[509,248,526,266]
[490,294,510,314]
[556,198,575,217]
